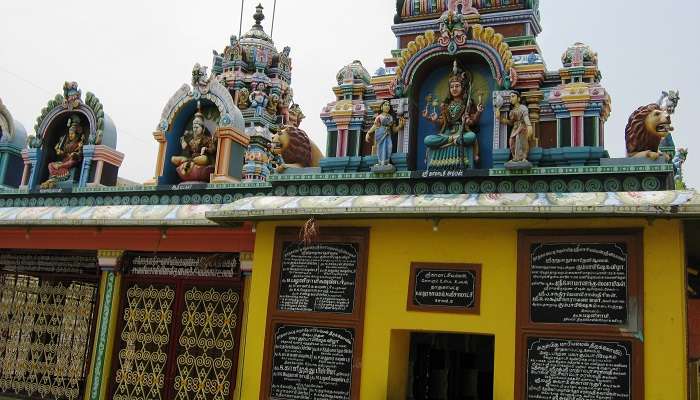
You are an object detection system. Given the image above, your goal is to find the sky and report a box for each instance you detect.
[0,0,697,188]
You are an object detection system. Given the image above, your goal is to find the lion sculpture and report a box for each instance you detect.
[625,103,674,160]
[271,126,323,173]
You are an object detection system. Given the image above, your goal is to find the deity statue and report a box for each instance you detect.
[267,93,280,115]
[170,111,216,183]
[288,103,305,128]
[422,61,483,170]
[236,87,250,110]
[365,100,404,173]
[40,115,84,189]
[280,88,293,124]
[249,83,269,117]
[496,91,533,169]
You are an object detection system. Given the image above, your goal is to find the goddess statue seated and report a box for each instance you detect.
[171,111,216,183]
[422,61,483,170]
[40,116,84,189]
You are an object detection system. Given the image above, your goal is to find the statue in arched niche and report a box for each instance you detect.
[40,115,85,189]
[422,61,484,170]
[171,109,216,183]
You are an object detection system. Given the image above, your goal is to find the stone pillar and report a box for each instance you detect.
[145,131,167,185]
[23,148,40,189]
[523,90,543,147]
[86,250,123,400]
[79,145,96,187]
[212,126,250,184]
[92,160,105,185]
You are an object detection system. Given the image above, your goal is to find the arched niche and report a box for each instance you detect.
[160,99,221,185]
[152,73,247,186]
[407,50,500,170]
[23,84,123,189]
[34,109,92,187]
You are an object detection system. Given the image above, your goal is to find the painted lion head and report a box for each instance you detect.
[625,103,674,156]
[271,126,312,167]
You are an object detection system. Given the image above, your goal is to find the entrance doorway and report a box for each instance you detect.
[408,332,494,400]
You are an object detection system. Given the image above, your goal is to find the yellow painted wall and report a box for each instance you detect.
[239,218,687,399]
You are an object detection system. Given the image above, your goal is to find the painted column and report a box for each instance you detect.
[523,90,543,147]
[24,148,40,188]
[84,250,123,400]
[92,160,105,185]
[336,129,347,157]
[571,115,584,147]
[145,131,167,185]
[79,145,96,187]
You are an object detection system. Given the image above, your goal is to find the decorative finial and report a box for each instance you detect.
[253,3,265,28]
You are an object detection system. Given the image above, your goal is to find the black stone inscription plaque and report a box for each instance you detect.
[0,251,97,275]
[278,242,358,314]
[412,268,476,309]
[530,243,628,325]
[270,325,354,400]
[526,337,631,400]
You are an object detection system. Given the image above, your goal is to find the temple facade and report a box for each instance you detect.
[0,2,695,400]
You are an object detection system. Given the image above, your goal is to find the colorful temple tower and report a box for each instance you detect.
[0,2,695,400]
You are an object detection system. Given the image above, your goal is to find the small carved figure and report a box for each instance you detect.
[673,148,688,189]
[288,103,305,128]
[422,61,483,170]
[62,81,82,110]
[657,90,680,115]
[171,111,216,183]
[365,100,404,171]
[625,103,674,160]
[236,87,250,109]
[278,46,292,72]
[191,63,209,93]
[280,88,293,124]
[249,83,269,117]
[267,93,280,116]
[496,91,533,169]
[40,115,84,189]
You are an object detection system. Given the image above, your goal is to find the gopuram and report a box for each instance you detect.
[0,1,696,399]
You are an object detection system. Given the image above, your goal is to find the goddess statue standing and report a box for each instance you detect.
[365,100,405,173]
[496,91,533,169]
[422,61,483,170]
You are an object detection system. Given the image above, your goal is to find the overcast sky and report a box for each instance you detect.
[1,0,697,188]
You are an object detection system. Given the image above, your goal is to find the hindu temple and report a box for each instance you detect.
[0,1,696,399]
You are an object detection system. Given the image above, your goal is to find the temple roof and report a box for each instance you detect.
[0,191,694,227]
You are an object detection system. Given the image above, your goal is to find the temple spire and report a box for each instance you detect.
[253,3,265,29]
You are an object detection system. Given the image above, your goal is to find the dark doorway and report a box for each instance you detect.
[408,332,494,400]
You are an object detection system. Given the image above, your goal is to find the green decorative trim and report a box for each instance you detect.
[642,176,661,191]
[268,171,412,182]
[489,164,673,176]
[623,177,641,192]
[90,272,115,400]
[34,94,65,135]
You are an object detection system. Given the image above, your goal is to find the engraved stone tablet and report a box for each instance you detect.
[270,325,354,400]
[530,243,628,325]
[278,242,358,314]
[526,337,631,400]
